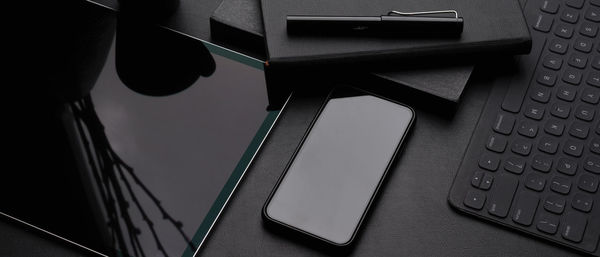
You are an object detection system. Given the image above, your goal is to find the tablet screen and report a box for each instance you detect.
[1,9,275,257]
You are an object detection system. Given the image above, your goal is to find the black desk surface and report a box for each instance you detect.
[197,77,576,257]
[5,0,581,256]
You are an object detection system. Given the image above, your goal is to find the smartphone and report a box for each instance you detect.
[263,86,415,247]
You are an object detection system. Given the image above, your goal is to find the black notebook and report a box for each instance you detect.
[261,0,531,68]
[210,0,474,102]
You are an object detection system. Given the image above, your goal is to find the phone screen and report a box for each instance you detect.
[264,88,414,246]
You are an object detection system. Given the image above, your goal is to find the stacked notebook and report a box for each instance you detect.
[210,0,530,102]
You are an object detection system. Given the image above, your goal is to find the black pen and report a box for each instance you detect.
[287,11,463,37]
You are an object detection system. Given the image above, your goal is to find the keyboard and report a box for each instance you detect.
[448,0,600,255]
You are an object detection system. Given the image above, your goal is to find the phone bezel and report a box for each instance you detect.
[262,86,415,248]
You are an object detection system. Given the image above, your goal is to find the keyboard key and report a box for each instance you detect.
[537,70,557,86]
[550,176,571,194]
[479,153,500,171]
[574,37,593,53]
[585,7,600,22]
[492,113,515,135]
[587,71,600,87]
[549,39,569,54]
[561,8,580,23]
[566,0,584,9]
[504,157,526,174]
[539,136,560,154]
[581,87,600,104]
[486,134,507,153]
[526,173,546,191]
[584,156,600,173]
[464,190,486,210]
[543,54,563,70]
[512,138,532,156]
[557,157,578,175]
[575,105,595,121]
[561,211,587,242]
[557,85,577,101]
[592,55,600,70]
[550,102,570,118]
[544,195,566,214]
[472,170,484,187]
[533,14,554,32]
[537,212,560,234]
[596,121,600,134]
[518,120,538,138]
[568,53,587,68]
[480,174,494,190]
[564,139,584,157]
[541,0,560,13]
[555,23,575,38]
[525,104,545,120]
[578,173,599,192]
[562,68,582,85]
[544,119,565,136]
[569,122,589,139]
[512,191,539,226]
[579,22,598,37]
[501,41,546,113]
[488,175,518,218]
[572,193,593,212]
[531,86,552,103]
[532,154,553,172]
[591,137,600,154]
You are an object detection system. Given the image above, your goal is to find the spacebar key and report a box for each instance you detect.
[501,38,547,113]
[487,174,519,218]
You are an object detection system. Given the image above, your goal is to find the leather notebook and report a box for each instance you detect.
[261,0,531,68]
[210,0,474,102]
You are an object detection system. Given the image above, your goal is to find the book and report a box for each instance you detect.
[210,0,267,59]
[260,0,530,68]
[210,0,474,102]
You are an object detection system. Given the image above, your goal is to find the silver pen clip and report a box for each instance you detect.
[387,10,459,19]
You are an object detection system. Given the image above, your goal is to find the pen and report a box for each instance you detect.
[287,12,463,37]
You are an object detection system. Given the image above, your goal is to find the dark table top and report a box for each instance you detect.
[196,73,577,257]
[4,0,582,256]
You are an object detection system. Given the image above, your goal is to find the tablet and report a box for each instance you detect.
[1,9,276,257]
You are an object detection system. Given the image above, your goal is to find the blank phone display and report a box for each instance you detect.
[265,92,413,245]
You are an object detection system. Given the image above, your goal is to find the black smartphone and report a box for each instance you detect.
[263,86,415,247]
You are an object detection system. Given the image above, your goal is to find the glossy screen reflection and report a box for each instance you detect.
[64,30,271,256]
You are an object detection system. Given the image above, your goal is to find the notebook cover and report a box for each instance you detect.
[209,0,474,102]
[210,0,267,58]
[261,0,531,68]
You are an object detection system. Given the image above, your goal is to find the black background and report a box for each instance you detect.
[3,0,584,256]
